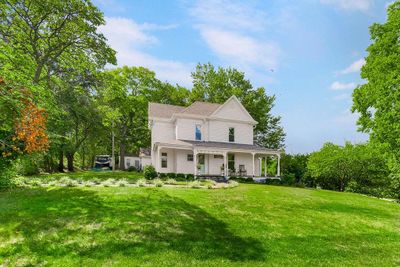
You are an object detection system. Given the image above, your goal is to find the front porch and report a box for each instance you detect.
[154,140,282,179]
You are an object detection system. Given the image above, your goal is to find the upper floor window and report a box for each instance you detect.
[195,124,202,140]
[187,154,193,161]
[229,127,235,142]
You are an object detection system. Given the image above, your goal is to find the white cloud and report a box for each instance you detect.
[188,0,281,80]
[338,58,365,75]
[98,17,193,86]
[330,81,357,90]
[333,93,350,101]
[320,0,373,11]
[198,27,280,69]
[189,0,267,31]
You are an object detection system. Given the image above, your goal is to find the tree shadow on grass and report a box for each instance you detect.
[0,188,266,264]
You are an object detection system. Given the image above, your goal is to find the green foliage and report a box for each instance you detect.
[143,165,157,180]
[281,154,309,185]
[175,173,186,180]
[127,166,137,172]
[186,174,194,181]
[154,178,164,187]
[15,155,41,176]
[191,63,285,149]
[166,173,176,179]
[308,142,390,195]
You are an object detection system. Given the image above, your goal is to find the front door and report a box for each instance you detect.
[198,154,205,175]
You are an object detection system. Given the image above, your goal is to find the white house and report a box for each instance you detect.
[122,148,152,170]
[148,95,282,177]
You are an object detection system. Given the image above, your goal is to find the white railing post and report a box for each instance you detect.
[252,152,255,177]
[194,151,197,177]
[277,154,281,177]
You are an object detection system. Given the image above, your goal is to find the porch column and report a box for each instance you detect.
[264,156,267,177]
[157,146,161,172]
[224,152,228,177]
[252,152,255,177]
[194,151,197,177]
[277,154,281,177]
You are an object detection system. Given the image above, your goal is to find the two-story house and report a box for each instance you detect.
[148,95,281,177]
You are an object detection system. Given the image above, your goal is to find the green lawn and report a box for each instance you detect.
[31,170,144,181]
[0,184,399,266]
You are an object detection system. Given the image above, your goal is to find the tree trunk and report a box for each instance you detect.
[66,152,74,172]
[58,151,64,172]
[119,141,126,170]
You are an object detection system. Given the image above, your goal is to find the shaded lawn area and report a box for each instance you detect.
[0,185,399,266]
[30,170,144,182]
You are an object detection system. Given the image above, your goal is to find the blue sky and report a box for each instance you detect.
[94,0,392,153]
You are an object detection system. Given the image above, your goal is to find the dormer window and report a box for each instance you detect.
[195,124,202,140]
[229,127,235,142]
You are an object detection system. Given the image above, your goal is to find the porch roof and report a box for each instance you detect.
[155,139,281,154]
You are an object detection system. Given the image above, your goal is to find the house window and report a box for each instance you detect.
[228,154,235,171]
[187,154,193,161]
[214,154,223,159]
[195,124,202,140]
[161,152,167,168]
[229,127,235,142]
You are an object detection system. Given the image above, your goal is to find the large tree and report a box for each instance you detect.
[98,66,190,170]
[0,0,116,84]
[191,63,285,149]
[352,1,400,160]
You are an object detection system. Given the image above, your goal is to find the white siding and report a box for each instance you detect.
[233,153,254,175]
[151,120,175,145]
[175,149,195,174]
[141,157,152,169]
[176,118,207,141]
[207,154,224,175]
[157,148,176,173]
[213,98,254,122]
[208,120,253,144]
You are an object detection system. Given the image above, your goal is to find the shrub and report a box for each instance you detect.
[228,180,239,188]
[166,173,176,179]
[143,165,157,180]
[204,180,217,189]
[118,179,128,187]
[165,178,177,185]
[92,178,101,185]
[84,181,92,187]
[48,180,57,187]
[186,174,194,181]
[15,155,40,176]
[176,173,186,180]
[158,172,168,179]
[127,166,137,172]
[59,176,71,185]
[0,165,17,190]
[102,178,116,187]
[65,179,78,187]
[189,180,202,188]
[136,179,146,187]
[154,178,164,187]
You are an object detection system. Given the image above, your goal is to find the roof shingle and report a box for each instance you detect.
[148,101,221,119]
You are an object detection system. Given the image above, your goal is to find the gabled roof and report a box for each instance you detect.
[148,102,186,119]
[148,96,255,124]
[180,101,221,116]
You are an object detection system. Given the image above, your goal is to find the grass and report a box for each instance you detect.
[30,170,144,183]
[0,184,399,266]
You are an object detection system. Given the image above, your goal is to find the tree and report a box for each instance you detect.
[0,76,49,187]
[191,63,285,149]
[98,66,190,170]
[352,1,400,161]
[281,153,309,185]
[307,142,389,193]
[0,0,116,84]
